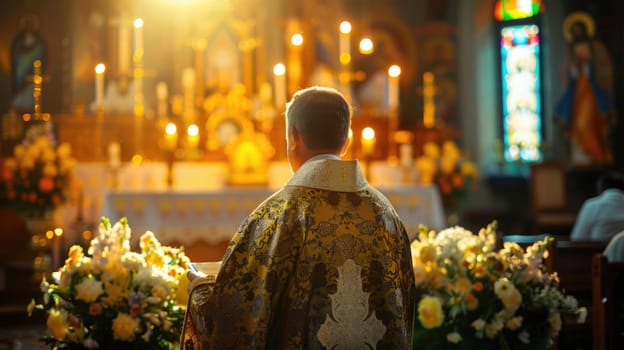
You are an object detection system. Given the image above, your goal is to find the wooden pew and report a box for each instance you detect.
[592,254,624,350]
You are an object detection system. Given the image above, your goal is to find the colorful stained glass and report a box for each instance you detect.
[499,24,543,162]
[494,0,544,21]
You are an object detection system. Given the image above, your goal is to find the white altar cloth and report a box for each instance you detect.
[101,185,445,246]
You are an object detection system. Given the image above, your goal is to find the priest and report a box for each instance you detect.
[182,86,415,349]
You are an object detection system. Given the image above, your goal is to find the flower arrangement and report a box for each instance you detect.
[410,223,587,350]
[28,217,191,350]
[415,141,478,209]
[1,135,76,218]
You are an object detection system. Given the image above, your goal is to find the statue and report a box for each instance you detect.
[555,11,615,166]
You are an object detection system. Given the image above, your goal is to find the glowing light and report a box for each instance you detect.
[388,65,401,78]
[133,18,144,28]
[291,33,303,46]
[45,230,54,240]
[165,122,177,135]
[339,21,352,34]
[131,154,143,165]
[54,228,63,237]
[95,63,106,74]
[359,37,374,55]
[362,127,375,140]
[273,63,286,76]
[187,124,199,137]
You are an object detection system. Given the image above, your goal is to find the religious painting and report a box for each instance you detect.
[11,13,46,113]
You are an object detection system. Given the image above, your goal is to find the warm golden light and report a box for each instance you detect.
[95,63,106,74]
[45,230,54,240]
[339,21,352,34]
[359,37,374,54]
[187,124,199,137]
[54,228,63,237]
[165,122,177,135]
[340,53,351,65]
[388,65,401,78]
[273,63,286,76]
[362,127,375,141]
[133,18,144,28]
[131,154,143,165]
[348,128,353,139]
[291,33,303,46]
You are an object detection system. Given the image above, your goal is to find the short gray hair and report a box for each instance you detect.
[285,86,351,152]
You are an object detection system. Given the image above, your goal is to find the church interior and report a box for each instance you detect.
[1,0,624,348]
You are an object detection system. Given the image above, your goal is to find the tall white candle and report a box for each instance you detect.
[339,21,351,66]
[133,18,144,61]
[273,63,286,110]
[95,63,106,110]
[388,65,401,116]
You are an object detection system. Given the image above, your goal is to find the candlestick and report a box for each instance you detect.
[156,82,168,118]
[108,142,121,168]
[273,63,286,110]
[95,63,106,110]
[423,71,436,128]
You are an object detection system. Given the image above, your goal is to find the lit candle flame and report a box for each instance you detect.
[291,33,303,46]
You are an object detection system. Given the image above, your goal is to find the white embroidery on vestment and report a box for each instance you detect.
[316,259,386,349]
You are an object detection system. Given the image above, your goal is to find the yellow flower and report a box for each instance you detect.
[419,243,437,263]
[506,316,523,330]
[65,245,84,267]
[418,296,444,329]
[112,312,140,341]
[75,277,104,303]
[47,309,67,340]
[423,142,440,158]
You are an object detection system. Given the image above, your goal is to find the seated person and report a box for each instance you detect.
[571,171,624,241]
[604,230,624,262]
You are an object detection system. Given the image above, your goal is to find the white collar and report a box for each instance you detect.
[287,158,368,192]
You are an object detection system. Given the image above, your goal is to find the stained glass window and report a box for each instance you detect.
[494,0,544,21]
[499,24,542,162]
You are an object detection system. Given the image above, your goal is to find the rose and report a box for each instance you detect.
[418,295,444,329]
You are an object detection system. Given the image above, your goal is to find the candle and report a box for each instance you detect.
[273,63,286,110]
[156,82,168,118]
[95,63,106,110]
[118,15,130,77]
[388,65,401,116]
[361,127,376,157]
[108,142,121,168]
[164,122,178,151]
[52,228,63,269]
[339,21,351,65]
[133,18,144,62]
[187,124,199,149]
[423,71,436,128]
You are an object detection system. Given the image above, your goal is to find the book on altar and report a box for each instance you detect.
[189,261,222,278]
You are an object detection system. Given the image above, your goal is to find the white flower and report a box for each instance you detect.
[518,330,530,344]
[75,277,104,303]
[472,318,486,331]
[494,278,522,314]
[83,337,99,349]
[121,252,146,271]
[549,312,562,336]
[577,307,588,324]
[446,332,462,344]
[485,317,504,339]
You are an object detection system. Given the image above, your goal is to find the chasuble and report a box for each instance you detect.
[181,159,415,349]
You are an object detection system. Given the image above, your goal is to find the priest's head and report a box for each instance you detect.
[285,86,352,172]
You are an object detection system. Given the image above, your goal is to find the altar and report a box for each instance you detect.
[100,184,445,257]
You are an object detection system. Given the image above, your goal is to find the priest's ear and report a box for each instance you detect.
[288,126,300,152]
[339,129,353,159]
